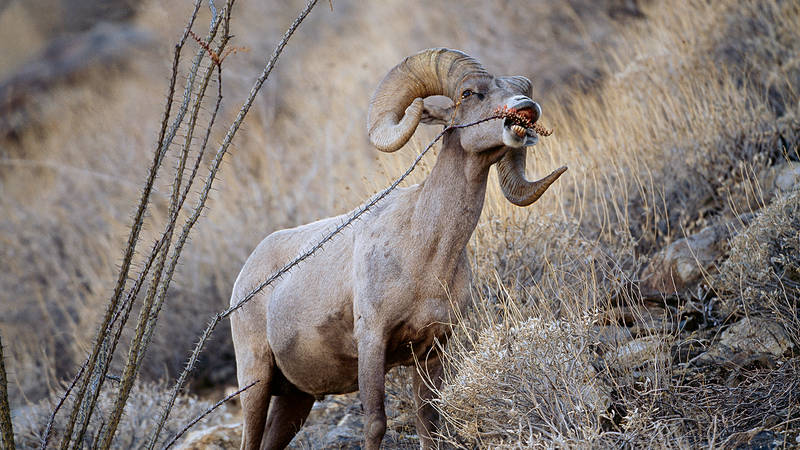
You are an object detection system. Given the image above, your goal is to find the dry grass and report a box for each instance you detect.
[715,189,800,341]
[436,313,612,447]
[1,0,799,447]
[11,380,233,448]
[428,0,800,447]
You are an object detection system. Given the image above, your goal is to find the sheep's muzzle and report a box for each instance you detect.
[499,98,543,148]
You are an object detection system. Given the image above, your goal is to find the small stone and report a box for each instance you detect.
[691,317,792,366]
[606,336,669,370]
[641,214,752,293]
[769,161,800,194]
[176,423,242,450]
[718,317,791,356]
[591,325,633,350]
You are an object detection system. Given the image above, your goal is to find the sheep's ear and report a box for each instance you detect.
[420,97,454,125]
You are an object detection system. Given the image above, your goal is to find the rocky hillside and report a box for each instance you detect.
[1,0,798,448]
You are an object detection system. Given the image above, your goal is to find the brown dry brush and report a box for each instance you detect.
[631,359,800,447]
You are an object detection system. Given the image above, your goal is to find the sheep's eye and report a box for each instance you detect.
[461,89,473,99]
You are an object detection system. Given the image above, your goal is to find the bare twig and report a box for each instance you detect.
[208,0,217,20]
[144,71,225,450]
[188,30,247,67]
[41,361,87,449]
[135,27,229,378]
[0,333,15,450]
[160,381,258,450]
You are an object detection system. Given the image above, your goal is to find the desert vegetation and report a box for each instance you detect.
[0,0,798,448]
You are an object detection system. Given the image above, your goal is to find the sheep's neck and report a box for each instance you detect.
[410,133,501,275]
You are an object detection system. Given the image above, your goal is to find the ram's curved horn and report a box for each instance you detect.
[367,48,487,152]
[496,148,567,206]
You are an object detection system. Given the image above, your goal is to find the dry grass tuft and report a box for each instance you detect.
[436,315,611,448]
[715,189,800,341]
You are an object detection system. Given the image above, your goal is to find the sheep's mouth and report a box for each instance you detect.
[500,105,541,147]
[504,109,537,134]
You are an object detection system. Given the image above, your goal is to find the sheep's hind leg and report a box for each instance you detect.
[235,344,274,450]
[260,386,315,450]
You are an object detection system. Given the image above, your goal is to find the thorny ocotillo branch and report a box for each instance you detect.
[143,67,225,450]
[50,1,207,446]
[48,0,227,448]
[147,1,322,446]
[41,360,86,450]
[100,4,236,450]
[0,333,15,450]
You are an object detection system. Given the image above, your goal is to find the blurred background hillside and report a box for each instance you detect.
[1,0,798,447]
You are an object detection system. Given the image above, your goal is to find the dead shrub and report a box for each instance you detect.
[714,189,800,342]
[435,315,612,448]
[12,380,231,448]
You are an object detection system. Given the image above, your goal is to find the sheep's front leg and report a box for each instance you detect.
[413,350,444,449]
[357,331,387,450]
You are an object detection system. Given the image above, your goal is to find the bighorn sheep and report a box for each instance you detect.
[230,48,566,449]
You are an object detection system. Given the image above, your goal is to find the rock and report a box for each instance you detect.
[726,429,783,450]
[691,317,792,366]
[176,422,242,450]
[606,336,669,370]
[591,325,633,350]
[765,161,800,196]
[719,318,792,355]
[320,414,364,448]
[642,214,753,293]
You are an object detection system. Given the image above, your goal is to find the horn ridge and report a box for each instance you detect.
[366,48,486,152]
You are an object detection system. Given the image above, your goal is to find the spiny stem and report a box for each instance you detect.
[161,381,258,450]
[99,9,230,450]
[0,333,15,450]
[55,3,206,448]
[147,0,320,446]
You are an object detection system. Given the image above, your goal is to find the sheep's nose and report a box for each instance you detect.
[506,96,541,123]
